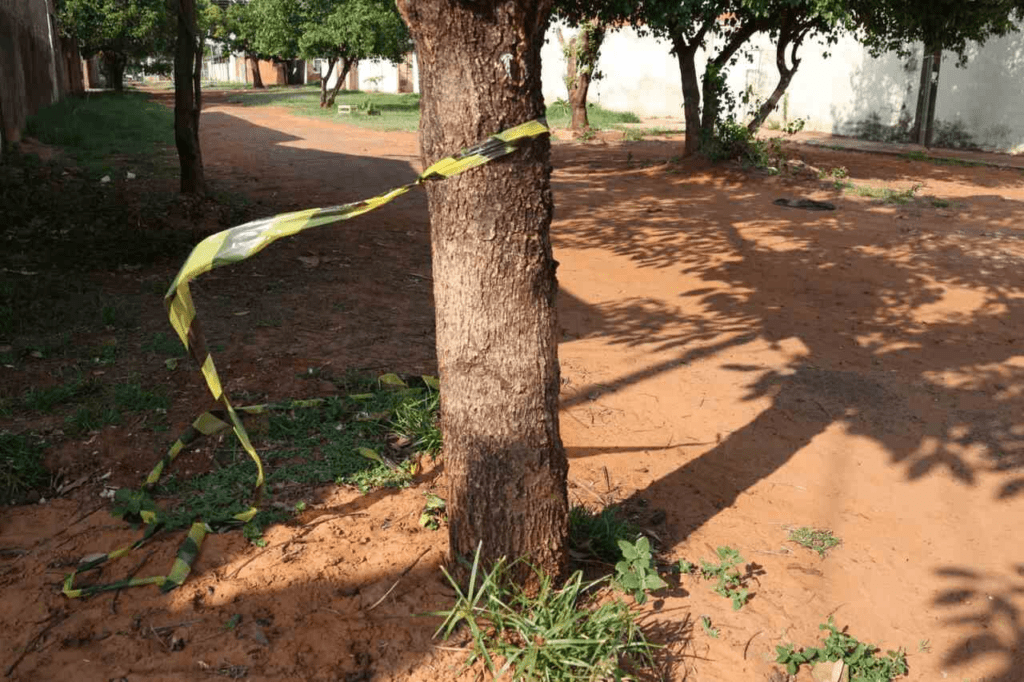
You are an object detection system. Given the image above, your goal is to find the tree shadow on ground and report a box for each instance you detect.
[550,144,1024,675]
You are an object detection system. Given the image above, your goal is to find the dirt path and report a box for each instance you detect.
[2,102,1023,681]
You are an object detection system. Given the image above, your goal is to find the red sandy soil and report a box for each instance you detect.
[2,94,1023,681]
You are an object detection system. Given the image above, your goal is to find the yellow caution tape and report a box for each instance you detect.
[62,118,550,598]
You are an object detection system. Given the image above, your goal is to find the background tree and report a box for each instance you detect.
[214,0,269,88]
[745,0,852,132]
[850,0,1024,145]
[554,19,605,131]
[247,0,303,81]
[394,0,569,587]
[58,0,169,91]
[299,0,412,108]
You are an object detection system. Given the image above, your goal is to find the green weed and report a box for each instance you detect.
[388,388,441,456]
[0,431,49,504]
[568,504,639,564]
[775,617,909,681]
[700,546,750,610]
[700,616,720,639]
[614,536,668,604]
[788,527,841,557]
[419,493,446,530]
[931,199,951,208]
[433,545,659,681]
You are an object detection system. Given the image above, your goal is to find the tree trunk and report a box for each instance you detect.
[699,20,765,137]
[325,58,352,108]
[674,39,702,155]
[319,57,337,107]
[747,25,807,133]
[558,20,604,132]
[924,48,941,147]
[175,0,205,195]
[102,51,126,92]
[395,0,568,588]
[248,53,265,89]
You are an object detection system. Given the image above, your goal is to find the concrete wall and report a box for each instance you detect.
[542,22,1024,153]
[0,0,77,146]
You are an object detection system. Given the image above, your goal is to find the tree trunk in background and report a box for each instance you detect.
[325,58,352,108]
[319,57,337,107]
[248,53,265,89]
[175,0,205,195]
[924,48,941,147]
[747,23,808,133]
[102,51,126,92]
[558,20,604,131]
[396,0,568,588]
[674,39,702,155]
[698,21,764,138]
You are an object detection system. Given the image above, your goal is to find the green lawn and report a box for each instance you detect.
[226,85,641,132]
[25,91,176,177]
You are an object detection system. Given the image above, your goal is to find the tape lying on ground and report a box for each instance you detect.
[62,119,550,599]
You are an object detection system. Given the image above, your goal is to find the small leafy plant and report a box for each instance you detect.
[700,546,749,610]
[419,493,446,530]
[788,527,841,557]
[568,503,639,563]
[614,536,668,604]
[775,617,909,681]
[700,616,720,639]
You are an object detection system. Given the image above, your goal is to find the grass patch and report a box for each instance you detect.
[788,527,841,557]
[234,86,421,131]
[21,372,96,412]
[0,431,49,504]
[66,404,122,435]
[546,100,642,130]
[433,546,659,681]
[775,617,909,681]
[25,91,175,177]
[113,380,170,412]
[142,332,185,358]
[126,374,441,539]
[232,87,642,133]
[568,504,639,564]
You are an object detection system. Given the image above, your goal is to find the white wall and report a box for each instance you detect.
[541,22,1024,152]
[320,54,419,94]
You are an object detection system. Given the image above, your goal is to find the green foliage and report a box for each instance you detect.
[113,380,170,412]
[788,527,841,557]
[614,536,668,604]
[433,545,659,681]
[388,387,441,457]
[21,373,95,412]
[419,493,446,530]
[58,0,170,60]
[568,504,639,564]
[851,0,1024,64]
[775,617,909,681]
[298,0,412,64]
[700,546,750,610]
[0,432,49,504]
[702,119,780,170]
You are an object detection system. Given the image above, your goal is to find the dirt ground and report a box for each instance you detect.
[2,93,1023,681]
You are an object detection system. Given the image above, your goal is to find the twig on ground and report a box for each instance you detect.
[365,547,432,612]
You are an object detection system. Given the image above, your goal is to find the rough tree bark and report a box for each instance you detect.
[319,57,337,107]
[395,0,568,587]
[747,16,811,133]
[175,0,205,195]
[101,51,126,92]
[325,58,353,108]
[557,19,604,131]
[248,53,265,88]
